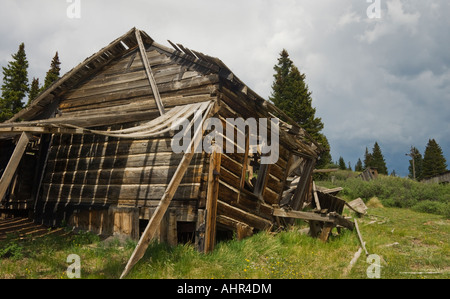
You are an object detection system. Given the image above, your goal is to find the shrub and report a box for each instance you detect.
[412,200,450,218]
[0,240,24,260]
[318,174,450,217]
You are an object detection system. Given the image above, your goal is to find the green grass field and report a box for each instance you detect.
[1,173,449,279]
[0,206,448,279]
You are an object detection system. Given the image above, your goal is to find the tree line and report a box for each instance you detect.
[336,139,448,180]
[0,43,61,122]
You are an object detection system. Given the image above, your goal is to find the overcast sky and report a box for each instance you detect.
[1,0,449,176]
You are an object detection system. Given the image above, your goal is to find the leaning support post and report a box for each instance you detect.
[204,145,222,253]
[135,28,165,116]
[120,102,213,279]
[0,132,31,203]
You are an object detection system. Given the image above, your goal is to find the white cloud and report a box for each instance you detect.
[0,0,448,176]
[359,0,421,44]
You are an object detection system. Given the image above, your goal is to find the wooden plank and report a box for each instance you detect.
[204,146,222,253]
[0,126,84,136]
[312,181,321,211]
[237,132,249,203]
[44,165,204,186]
[135,29,165,116]
[0,132,31,202]
[273,208,353,230]
[120,101,213,279]
[343,244,365,276]
[41,183,201,202]
[217,200,272,231]
[346,198,368,215]
[290,159,315,211]
[0,109,161,130]
[273,209,336,223]
[319,223,334,242]
[354,218,368,256]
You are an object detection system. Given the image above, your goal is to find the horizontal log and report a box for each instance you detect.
[266,173,283,195]
[262,187,279,205]
[48,138,174,160]
[43,164,205,186]
[220,153,244,177]
[45,152,206,173]
[217,200,272,231]
[218,181,273,221]
[64,71,215,104]
[41,183,201,202]
[0,126,85,136]
[138,201,199,221]
[60,92,214,117]
[273,208,354,230]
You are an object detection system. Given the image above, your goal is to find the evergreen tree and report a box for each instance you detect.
[338,156,346,170]
[363,147,372,169]
[0,43,29,122]
[355,158,363,172]
[407,146,423,181]
[422,139,447,178]
[371,142,388,175]
[269,50,323,137]
[269,49,330,167]
[28,77,40,105]
[42,52,61,90]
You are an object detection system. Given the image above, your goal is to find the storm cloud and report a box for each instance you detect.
[1,0,448,176]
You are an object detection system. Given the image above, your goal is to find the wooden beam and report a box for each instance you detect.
[312,181,321,211]
[319,223,334,242]
[354,218,369,256]
[0,132,31,203]
[135,29,165,116]
[0,126,85,136]
[120,101,213,279]
[237,131,250,199]
[291,159,315,211]
[273,208,354,231]
[0,109,161,131]
[273,208,336,223]
[204,145,222,253]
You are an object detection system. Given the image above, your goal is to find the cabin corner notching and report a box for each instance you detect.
[0,28,323,262]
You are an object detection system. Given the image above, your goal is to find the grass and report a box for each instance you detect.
[1,172,448,279]
[1,206,449,279]
[317,170,450,218]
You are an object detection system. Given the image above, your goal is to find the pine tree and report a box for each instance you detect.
[355,158,363,172]
[338,156,346,170]
[407,146,423,181]
[269,51,323,137]
[371,142,388,175]
[269,49,329,167]
[28,77,40,105]
[363,147,372,169]
[422,139,447,178]
[42,51,61,90]
[0,43,29,122]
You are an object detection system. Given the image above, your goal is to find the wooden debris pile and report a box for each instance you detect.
[358,167,378,181]
[274,180,357,242]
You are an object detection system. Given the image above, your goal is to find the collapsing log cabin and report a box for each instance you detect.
[0,28,352,275]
